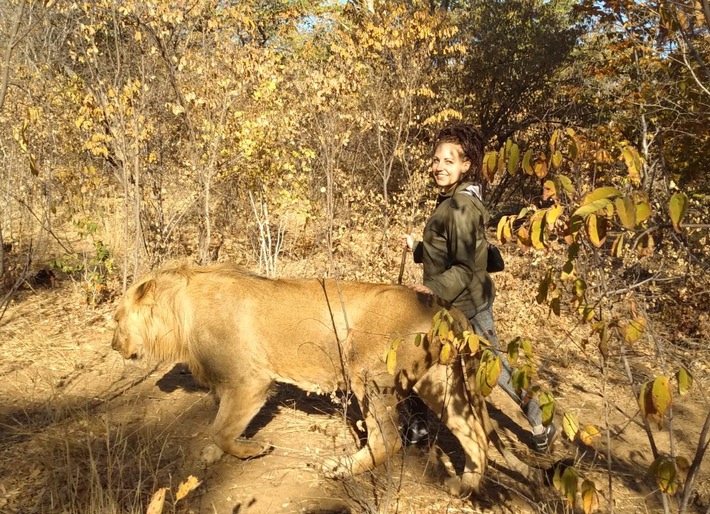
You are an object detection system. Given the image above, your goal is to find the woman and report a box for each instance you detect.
[404,123,555,453]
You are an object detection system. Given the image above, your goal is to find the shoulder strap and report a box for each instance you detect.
[456,186,489,242]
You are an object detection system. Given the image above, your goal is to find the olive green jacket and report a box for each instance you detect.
[413,181,495,318]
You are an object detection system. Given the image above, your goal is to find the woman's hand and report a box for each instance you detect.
[407,284,434,295]
[402,233,415,251]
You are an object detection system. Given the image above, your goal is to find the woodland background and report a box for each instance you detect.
[0,0,708,513]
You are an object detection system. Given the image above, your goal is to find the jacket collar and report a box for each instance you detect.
[438,181,475,200]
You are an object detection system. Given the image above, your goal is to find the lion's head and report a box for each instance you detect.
[112,268,193,365]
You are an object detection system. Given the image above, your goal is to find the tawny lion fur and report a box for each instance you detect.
[111,263,532,496]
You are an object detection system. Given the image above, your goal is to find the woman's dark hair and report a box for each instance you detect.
[434,124,486,182]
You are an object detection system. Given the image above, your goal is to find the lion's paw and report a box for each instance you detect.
[320,457,352,480]
[444,476,473,498]
[200,443,225,465]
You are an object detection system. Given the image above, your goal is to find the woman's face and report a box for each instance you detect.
[431,142,470,193]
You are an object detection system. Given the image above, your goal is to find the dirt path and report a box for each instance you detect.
[0,266,708,513]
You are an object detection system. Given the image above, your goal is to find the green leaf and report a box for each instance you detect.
[573,198,612,219]
[558,174,574,195]
[507,338,520,366]
[560,466,579,504]
[582,186,622,205]
[669,193,688,231]
[414,333,422,347]
[676,367,693,395]
[538,391,556,426]
[638,381,650,418]
[656,458,679,495]
[574,278,586,298]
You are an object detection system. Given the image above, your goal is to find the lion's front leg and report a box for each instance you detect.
[415,362,487,497]
[201,380,273,464]
[322,382,402,479]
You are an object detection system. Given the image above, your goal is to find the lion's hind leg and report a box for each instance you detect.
[201,378,273,464]
[414,363,487,497]
[322,383,402,479]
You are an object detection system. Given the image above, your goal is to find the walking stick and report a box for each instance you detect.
[397,221,412,285]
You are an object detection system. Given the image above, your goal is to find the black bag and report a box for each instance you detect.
[486,243,505,273]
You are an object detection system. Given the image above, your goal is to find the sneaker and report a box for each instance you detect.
[532,424,557,453]
[404,419,429,446]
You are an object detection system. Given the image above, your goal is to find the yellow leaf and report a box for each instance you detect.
[562,412,579,441]
[175,475,201,502]
[582,186,622,205]
[440,342,452,364]
[465,331,480,353]
[651,376,672,418]
[476,350,501,396]
[546,204,564,228]
[522,149,533,175]
[611,233,625,258]
[581,479,600,514]
[579,424,600,446]
[615,196,636,230]
[635,197,652,223]
[624,316,646,344]
[146,488,168,514]
[586,214,607,247]
[494,147,505,177]
[542,180,557,201]
[552,149,563,169]
[508,143,520,175]
[497,216,509,244]
[386,349,397,375]
[531,217,546,250]
[534,158,548,179]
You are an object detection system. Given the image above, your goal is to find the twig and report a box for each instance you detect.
[603,275,683,298]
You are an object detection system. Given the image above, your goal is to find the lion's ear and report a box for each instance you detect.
[134,279,156,306]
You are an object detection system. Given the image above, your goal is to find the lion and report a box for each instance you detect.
[111,263,533,496]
